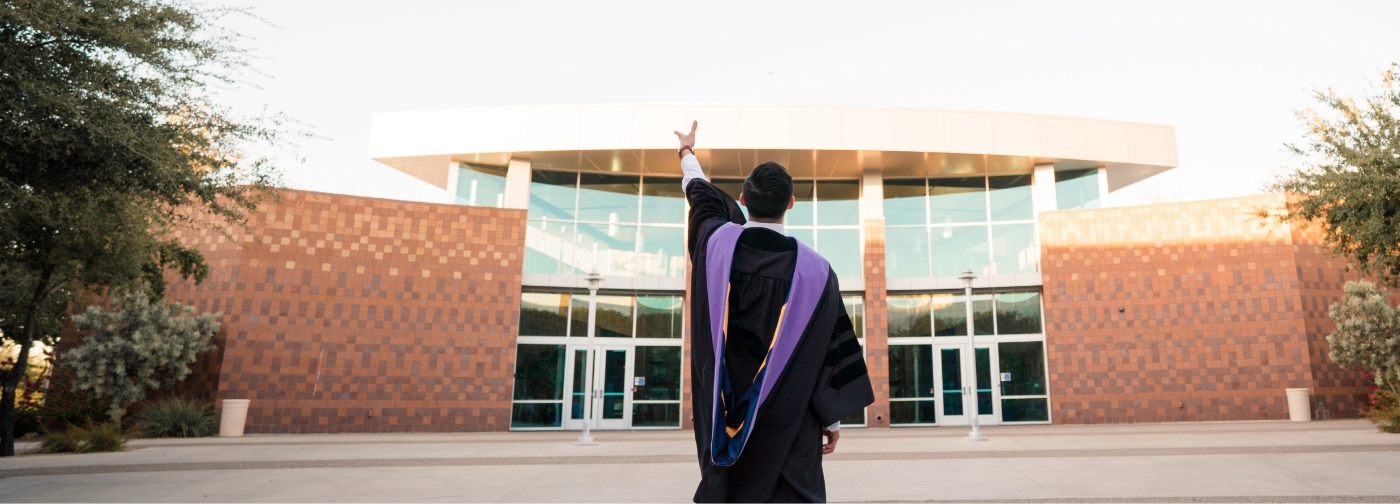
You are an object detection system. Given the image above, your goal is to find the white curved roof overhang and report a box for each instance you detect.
[368,104,1177,192]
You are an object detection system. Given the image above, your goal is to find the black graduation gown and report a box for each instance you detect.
[687,179,875,503]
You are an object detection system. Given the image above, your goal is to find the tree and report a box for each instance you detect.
[1267,63,1400,286]
[0,0,291,456]
[1327,281,1400,431]
[66,289,219,420]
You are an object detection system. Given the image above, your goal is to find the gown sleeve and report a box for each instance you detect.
[686,158,746,259]
[810,272,875,427]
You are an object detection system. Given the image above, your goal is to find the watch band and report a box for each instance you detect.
[678,145,693,159]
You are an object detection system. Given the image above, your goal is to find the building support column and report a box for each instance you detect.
[504,158,532,210]
[1032,163,1058,215]
[444,160,460,204]
[859,167,889,428]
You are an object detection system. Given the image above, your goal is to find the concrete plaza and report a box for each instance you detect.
[1,420,1398,502]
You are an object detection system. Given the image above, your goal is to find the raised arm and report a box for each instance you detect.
[677,121,746,259]
[675,120,706,190]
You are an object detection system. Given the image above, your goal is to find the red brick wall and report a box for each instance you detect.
[862,219,891,428]
[170,190,526,433]
[1039,194,1368,423]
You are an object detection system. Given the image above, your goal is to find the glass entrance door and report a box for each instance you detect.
[934,345,997,426]
[564,345,633,430]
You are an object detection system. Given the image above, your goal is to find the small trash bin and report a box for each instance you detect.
[1285,388,1310,422]
[220,399,251,437]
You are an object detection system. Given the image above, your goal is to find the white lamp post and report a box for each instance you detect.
[576,271,603,446]
[959,269,988,441]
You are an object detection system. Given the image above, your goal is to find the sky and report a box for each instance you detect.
[219,1,1400,206]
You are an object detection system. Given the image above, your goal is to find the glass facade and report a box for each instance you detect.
[883,175,1038,278]
[456,163,508,208]
[1055,168,1101,210]
[524,170,686,278]
[713,179,863,279]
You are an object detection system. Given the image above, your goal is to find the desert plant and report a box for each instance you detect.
[78,422,125,453]
[134,398,214,438]
[37,426,81,454]
[1327,281,1400,432]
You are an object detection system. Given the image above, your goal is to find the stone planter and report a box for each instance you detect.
[219,399,251,437]
[1285,388,1310,422]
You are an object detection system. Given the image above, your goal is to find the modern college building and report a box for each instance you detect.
[169,104,1370,433]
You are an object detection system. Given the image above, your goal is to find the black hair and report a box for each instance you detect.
[742,161,794,219]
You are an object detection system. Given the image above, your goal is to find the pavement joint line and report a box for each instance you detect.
[3,444,1397,479]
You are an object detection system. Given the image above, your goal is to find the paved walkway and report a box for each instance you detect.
[1,420,1398,502]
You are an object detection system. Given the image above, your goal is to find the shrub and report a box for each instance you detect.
[38,427,81,454]
[1368,387,1400,433]
[134,397,214,438]
[78,422,125,453]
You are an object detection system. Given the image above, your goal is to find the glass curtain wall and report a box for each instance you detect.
[883,175,1037,278]
[886,290,1049,425]
[713,179,863,278]
[524,170,687,278]
[1055,168,1101,209]
[512,292,684,429]
[456,163,509,208]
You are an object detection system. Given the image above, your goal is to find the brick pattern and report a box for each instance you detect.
[862,219,891,427]
[1289,221,1375,416]
[1039,194,1368,423]
[170,190,526,433]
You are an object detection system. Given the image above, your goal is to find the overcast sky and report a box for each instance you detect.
[220,1,1400,206]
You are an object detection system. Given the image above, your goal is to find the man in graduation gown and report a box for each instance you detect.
[676,121,875,503]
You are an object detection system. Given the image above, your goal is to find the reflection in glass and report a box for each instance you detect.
[941,348,963,416]
[788,228,815,250]
[842,296,864,339]
[929,177,987,224]
[890,400,937,425]
[633,346,680,400]
[524,220,574,274]
[632,403,680,427]
[816,180,860,226]
[519,293,569,336]
[576,223,639,277]
[636,296,683,338]
[457,164,508,208]
[883,179,927,226]
[988,175,1033,221]
[637,226,685,278]
[998,341,1046,396]
[577,173,641,223]
[888,345,934,398]
[788,181,815,226]
[571,295,633,338]
[995,292,1042,334]
[886,295,931,337]
[528,170,577,220]
[885,227,930,278]
[1001,398,1050,422]
[930,225,989,277]
[511,403,561,428]
[512,344,564,400]
[1055,168,1100,210]
[640,177,686,224]
[602,350,626,419]
[571,349,587,419]
[976,347,993,415]
[991,224,1038,275]
[933,294,993,336]
[818,228,861,278]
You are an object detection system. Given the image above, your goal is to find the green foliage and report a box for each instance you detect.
[66,290,220,420]
[134,397,213,438]
[35,368,115,432]
[38,427,80,454]
[37,423,125,454]
[1369,388,1400,433]
[1327,281,1400,388]
[1268,63,1400,286]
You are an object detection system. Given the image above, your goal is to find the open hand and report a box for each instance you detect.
[674,120,697,149]
[821,429,839,455]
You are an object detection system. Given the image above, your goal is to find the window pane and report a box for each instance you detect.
[976,347,993,415]
[998,342,1047,396]
[990,224,1038,275]
[640,176,686,224]
[890,400,937,425]
[571,349,586,419]
[632,403,680,427]
[928,177,986,224]
[933,293,993,336]
[511,403,561,428]
[633,346,681,400]
[636,296,683,339]
[930,225,989,277]
[519,293,569,336]
[512,344,564,400]
[787,181,815,226]
[575,223,638,277]
[524,220,574,274]
[637,226,686,278]
[1001,398,1050,422]
[817,228,862,278]
[842,408,866,426]
[1055,168,1100,210]
[842,296,864,339]
[711,179,749,220]
[457,164,508,208]
[886,295,932,337]
[885,227,929,278]
[816,180,860,226]
[572,295,633,338]
[789,228,815,250]
[888,344,934,398]
[996,291,1043,334]
[577,173,640,223]
[883,178,927,226]
[988,175,1033,221]
[528,170,577,220]
[941,348,962,415]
